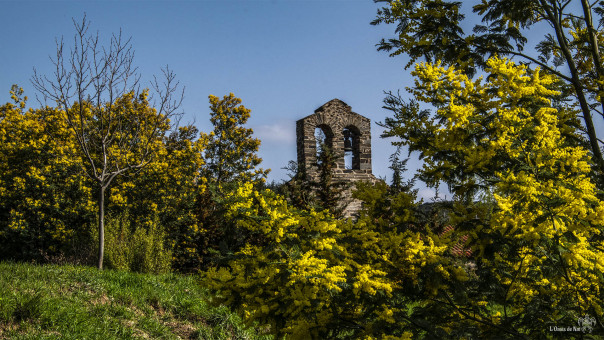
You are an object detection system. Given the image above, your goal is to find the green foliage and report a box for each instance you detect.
[372,0,476,73]
[203,57,604,338]
[388,147,416,195]
[203,184,349,338]
[0,86,95,261]
[197,93,270,270]
[0,87,209,271]
[102,213,172,274]
[282,160,315,211]
[282,143,350,218]
[377,56,604,337]
[202,93,269,187]
[31,16,184,270]
[372,0,604,183]
[309,142,350,218]
[107,124,208,272]
[0,261,271,339]
[203,182,424,339]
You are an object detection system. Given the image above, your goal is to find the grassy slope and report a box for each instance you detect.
[0,262,271,340]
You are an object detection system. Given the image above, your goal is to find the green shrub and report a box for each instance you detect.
[104,213,172,274]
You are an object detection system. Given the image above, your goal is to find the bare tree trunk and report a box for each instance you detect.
[580,0,604,176]
[98,186,105,270]
[540,0,604,174]
[30,16,183,270]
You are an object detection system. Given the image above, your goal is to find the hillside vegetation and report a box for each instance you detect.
[0,262,271,340]
[2,4,604,336]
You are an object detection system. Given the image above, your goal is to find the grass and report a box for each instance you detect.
[0,261,272,340]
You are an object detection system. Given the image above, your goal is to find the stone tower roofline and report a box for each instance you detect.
[314,98,349,113]
[310,99,368,135]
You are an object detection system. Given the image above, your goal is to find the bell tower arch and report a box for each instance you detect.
[295,99,378,217]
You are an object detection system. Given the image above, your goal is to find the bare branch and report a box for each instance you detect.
[152,65,184,118]
[29,15,182,269]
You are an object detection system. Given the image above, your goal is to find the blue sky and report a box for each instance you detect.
[2,0,444,197]
[4,1,601,202]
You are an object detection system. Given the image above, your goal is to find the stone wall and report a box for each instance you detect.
[295,99,380,217]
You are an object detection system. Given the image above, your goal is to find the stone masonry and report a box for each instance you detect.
[296,99,379,217]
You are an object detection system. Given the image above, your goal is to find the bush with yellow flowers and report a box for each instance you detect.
[202,180,440,339]
[106,124,208,271]
[0,86,209,271]
[204,57,604,339]
[194,93,270,270]
[0,86,95,260]
[379,56,604,337]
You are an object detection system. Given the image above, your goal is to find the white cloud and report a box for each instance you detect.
[253,121,296,144]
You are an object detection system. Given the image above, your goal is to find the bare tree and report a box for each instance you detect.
[31,15,184,269]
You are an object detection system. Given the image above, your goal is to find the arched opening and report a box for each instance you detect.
[343,126,360,170]
[315,125,333,163]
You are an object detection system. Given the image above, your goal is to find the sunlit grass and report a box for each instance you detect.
[0,262,272,339]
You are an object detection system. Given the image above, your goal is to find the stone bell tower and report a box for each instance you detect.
[296,99,378,217]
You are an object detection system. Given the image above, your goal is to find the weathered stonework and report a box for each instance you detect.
[296,99,379,217]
